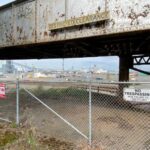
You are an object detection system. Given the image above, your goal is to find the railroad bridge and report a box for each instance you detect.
[0,0,150,81]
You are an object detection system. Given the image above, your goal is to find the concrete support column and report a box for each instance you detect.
[119,56,132,82]
[118,56,132,102]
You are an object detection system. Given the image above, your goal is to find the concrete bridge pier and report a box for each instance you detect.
[118,55,132,101]
[119,56,131,82]
[119,54,150,81]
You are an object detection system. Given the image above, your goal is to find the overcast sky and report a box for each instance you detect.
[0,0,14,6]
[13,57,119,72]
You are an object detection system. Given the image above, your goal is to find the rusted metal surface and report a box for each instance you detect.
[48,11,109,30]
[14,0,36,45]
[66,0,150,39]
[0,8,13,46]
[0,0,150,47]
[37,0,66,42]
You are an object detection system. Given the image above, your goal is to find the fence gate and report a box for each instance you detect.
[20,81,91,145]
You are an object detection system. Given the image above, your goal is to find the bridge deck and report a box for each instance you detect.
[0,0,149,59]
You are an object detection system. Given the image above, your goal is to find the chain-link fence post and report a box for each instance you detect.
[16,79,20,125]
[89,81,92,146]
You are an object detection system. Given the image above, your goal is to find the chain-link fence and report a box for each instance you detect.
[0,81,18,124]
[91,82,150,150]
[19,81,90,145]
[1,80,149,149]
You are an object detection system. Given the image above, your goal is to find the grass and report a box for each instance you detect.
[0,130,19,147]
[26,129,37,150]
[32,85,88,99]
[0,123,76,150]
[10,122,18,129]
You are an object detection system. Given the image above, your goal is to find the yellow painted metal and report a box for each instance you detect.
[49,11,109,30]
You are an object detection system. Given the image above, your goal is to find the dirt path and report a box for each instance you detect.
[20,95,150,150]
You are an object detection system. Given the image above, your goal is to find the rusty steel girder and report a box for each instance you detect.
[0,0,150,48]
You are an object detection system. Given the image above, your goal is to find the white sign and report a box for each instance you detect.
[123,88,150,103]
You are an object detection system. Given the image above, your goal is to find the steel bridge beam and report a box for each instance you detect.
[131,67,150,75]
[119,55,150,81]
[133,55,150,65]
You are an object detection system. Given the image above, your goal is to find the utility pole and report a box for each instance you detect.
[62,59,64,79]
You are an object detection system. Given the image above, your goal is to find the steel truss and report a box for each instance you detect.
[133,55,150,65]
[131,55,150,75]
